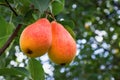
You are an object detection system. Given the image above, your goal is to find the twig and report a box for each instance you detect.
[0,3,8,7]
[5,0,18,16]
[0,24,22,55]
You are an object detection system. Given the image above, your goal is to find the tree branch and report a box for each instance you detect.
[0,3,8,7]
[0,24,22,56]
[5,0,18,16]
[0,0,22,55]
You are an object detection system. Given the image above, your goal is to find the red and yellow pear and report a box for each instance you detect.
[48,21,77,65]
[19,18,52,58]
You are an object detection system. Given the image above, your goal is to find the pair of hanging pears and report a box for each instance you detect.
[19,18,76,65]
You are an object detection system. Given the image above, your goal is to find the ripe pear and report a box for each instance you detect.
[19,18,52,58]
[48,21,77,65]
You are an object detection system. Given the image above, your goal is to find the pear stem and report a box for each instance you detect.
[45,11,56,21]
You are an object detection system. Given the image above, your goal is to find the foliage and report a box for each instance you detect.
[0,0,120,80]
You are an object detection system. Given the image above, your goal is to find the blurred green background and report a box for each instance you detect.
[0,0,120,80]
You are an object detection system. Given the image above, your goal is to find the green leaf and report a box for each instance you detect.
[51,0,64,15]
[0,67,30,77]
[28,58,45,80]
[0,54,6,68]
[18,0,31,14]
[58,20,76,39]
[59,20,75,29]
[24,9,35,24]
[64,25,76,39]
[30,0,50,14]
[0,16,14,48]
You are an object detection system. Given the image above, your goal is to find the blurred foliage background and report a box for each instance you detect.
[0,0,120,80]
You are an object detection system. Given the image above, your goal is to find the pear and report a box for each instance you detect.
[19,18,52,57]
[48,21,77,65]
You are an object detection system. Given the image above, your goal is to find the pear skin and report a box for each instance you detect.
[48,21,77,65]
[19,18,52,57]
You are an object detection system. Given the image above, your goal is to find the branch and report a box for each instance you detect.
[5,0,18,16]
[0,3,8,7]
[0,24,22,56]
[0,0,23,56]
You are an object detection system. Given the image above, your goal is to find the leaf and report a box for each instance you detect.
[0,54,6,68]
[28,58,45,80]
[18,0,31,14]
[0,16,14,48]
[59,20,75,29]
[51,0,64,15]
[58,20,76,39]
[0,67,30,77]
[30,0,50,14]
[24,9,35,24]
[64,25,76,39]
